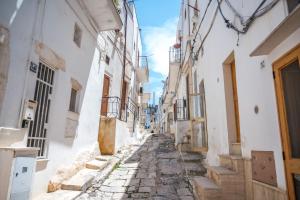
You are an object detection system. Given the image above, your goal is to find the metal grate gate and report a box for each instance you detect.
[27,62,54,158]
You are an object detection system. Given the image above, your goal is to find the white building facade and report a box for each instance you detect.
[162,0,300,199]
[0,0,147,198]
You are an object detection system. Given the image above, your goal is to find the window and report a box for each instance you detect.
[73,23,82,47]
[287,0,300,13]
[184,8,187,19]
[192,22,197,33]
[140,86,143,94]
[69,88,78,112]
[194,0,199,17]
[69,78,82,113]
[105,55,110,65]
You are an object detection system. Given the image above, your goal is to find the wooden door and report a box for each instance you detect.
[273,45,300,200]
[121,81,127,111]
[231,61,241,143]
[186,75,190,120]
[101,75,110,116]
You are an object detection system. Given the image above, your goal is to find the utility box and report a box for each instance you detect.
[0,147,39,200]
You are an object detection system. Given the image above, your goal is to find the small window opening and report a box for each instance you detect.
[69,88,78,112]
[105,55,110,65]
[73,23,82,47]
[194,0,199,17]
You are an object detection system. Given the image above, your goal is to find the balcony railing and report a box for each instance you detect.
[136,56,149,83]
[101,96,141,125]
[101,96,123,119]
[140,56,148,69]
[169,46,181,64]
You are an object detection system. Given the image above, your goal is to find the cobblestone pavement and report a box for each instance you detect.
[77,133,205,200]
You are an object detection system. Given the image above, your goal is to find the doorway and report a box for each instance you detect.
[186,75,190,120]
[101,74,110,116]
[273,45,300,200]
[191,80,208,151]
[223,53,241,154]
[121,81,128,111]
[27,62,55,158]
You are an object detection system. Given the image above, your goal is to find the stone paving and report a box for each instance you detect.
[77,133,205,200]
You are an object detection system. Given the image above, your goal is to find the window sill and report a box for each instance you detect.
[36,159,49,171]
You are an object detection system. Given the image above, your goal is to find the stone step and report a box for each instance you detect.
[85,159,108,170]
[230,143,242,156]
[191,176,222,200]
[95,155,113,162]
[61,168,97,191]
[207,166,246,200]
[34,190,81,200]
[219,154,244,173]
[182,162,206,176]
[179,152,203,162]
[207,166,237,184]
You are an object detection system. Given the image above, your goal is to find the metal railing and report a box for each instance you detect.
[101,96,124,119]
[140,56,148,69]
[175,99,189,121]
[127,97,138,131]
[169,46,181,64]
[127,97,137,115]
[101,96,140,125]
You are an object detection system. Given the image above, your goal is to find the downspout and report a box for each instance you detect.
[120,0,128,119]
[187,0,192,120]
[18,0,42,127]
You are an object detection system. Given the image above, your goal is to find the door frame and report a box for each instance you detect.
[191,80,208,152]
[273,44,300,200]
[230,60,241,143]
[223,52,241,149]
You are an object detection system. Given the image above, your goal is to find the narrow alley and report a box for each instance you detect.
[1,0,300,199]
[77,133,205,200]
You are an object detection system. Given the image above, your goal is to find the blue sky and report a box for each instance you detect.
[134,0,181,104]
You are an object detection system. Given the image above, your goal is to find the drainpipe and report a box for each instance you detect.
[120,0,128,119]
[18,0,42,127]
[187,0,191,38]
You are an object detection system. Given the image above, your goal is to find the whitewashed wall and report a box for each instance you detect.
[0,0,108,196]
[174,0,300,190]
[189,0,291,189]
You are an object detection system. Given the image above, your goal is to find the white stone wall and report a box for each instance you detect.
[0,0,109,197]
[177,0,298,190]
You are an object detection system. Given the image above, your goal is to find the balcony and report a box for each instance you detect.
[166,46,181,103]
[136,56,149,83]
[169,45,181,64]
[79,0,122,31]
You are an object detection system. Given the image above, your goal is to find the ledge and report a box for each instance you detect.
[250,5,300,56]
[36,159,49,171]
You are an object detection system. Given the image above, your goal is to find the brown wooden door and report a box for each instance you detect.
[121,81,127,111]
[186,75,190,120]
[101,75,110,116]
[231,61,241,143]
[274,45,300,200]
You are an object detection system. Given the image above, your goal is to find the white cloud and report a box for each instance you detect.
[144,18,178,78]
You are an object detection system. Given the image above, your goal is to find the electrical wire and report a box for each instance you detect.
[217,0,280,34]
[194,0,219,60]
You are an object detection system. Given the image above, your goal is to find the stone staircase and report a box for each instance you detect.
[35,156,112,200]
[191,154,246,200]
